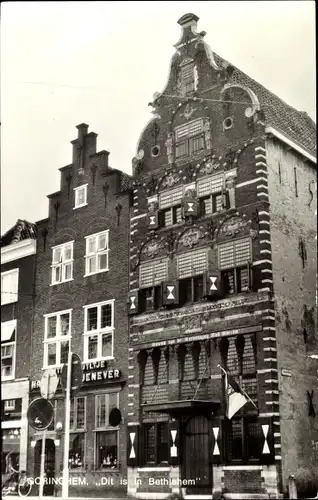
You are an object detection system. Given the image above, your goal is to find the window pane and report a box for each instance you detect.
[70,399,75,429]
[96,395,106,428]
[102,334,112,358]
[228,420,243,461]
[108,393,118,414]
[1,364,13,378]
[64,245,72,261]
[176,142,188,158]
[69,434,85,468]
[53,248,62,263]
[194,276,203,302]
[87,308,98,330]
[246,420,262,459]
[222,269,235,295]
[179,278,192,305]
[164,210,172,227]
[173,206,182,224]
[47,317,57,338]
[76,398,86,429]
[60,314,70,336]
[101,304,112,329]
[145,424,156,463]
[53,265,61,283]
[214,194,223,212]
[158,423,169,463]
[48,344,56,366]
[201,197,212,215]
[88,237,96,254]
[239,267,249,292]
[2,345,13,357]
[60,341,69,364]
[88,336,98,359]
[98,234,107,250]
[96,431,118,469]
[98,253,108,271]
[88,256,96,274]
[64,263,72,280]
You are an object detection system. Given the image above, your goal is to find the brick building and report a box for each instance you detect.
[27,124,133,497]
[126,14,317,499]
[1,220,37,480]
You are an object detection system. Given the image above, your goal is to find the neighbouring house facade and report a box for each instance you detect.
[27,124,133,498]
[126,13,317,500]
[1,220,37,481]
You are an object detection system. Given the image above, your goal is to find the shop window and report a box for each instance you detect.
[144,422,169,464]
[218,239,252,295]
[1,269,19,305]
[83,300,114,361]
[95,392,119,469]
[51,242,74,285]
[69,434,85,469]
[43,310,71,368]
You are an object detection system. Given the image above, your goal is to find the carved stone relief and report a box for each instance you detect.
[165,133,174,165]
[179,227,205,249]
[161,172,180,189]
[217,214,251,238]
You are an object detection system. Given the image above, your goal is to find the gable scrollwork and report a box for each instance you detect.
[215,212,253,242]
[176,224,207,250]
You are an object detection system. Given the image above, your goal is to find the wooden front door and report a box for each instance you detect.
[181,415,212,494]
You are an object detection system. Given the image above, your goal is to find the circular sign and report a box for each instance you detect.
[109,408,122,427]
[27,398,54,431]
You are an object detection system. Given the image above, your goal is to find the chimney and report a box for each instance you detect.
[177,13,199,30]
[76,123,89,143]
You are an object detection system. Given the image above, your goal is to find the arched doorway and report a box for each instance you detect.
[34,439,56,496]
[181,415,212,495]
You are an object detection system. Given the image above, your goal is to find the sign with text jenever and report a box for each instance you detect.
[134,325,263,351]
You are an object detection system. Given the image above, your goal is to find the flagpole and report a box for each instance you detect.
[217,364,258,411]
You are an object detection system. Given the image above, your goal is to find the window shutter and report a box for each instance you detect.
[183,198,198,217]
[148,211,159,230]
[177,249,208,279]
[219,239,251,270]
[211,175,224,193]
[197,178,211,197]
[252,265,262,292]
[140,259,168,288]
[168,420,180,466]
[127,425,140,466]
[159,187,183,209]
[162,281,179,306]
[258,417,275,464]
[211,417,225,464]
[128,292,138,315]
[203,270,224,299]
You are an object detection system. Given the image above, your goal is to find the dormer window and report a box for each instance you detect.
[74,184,87,209]
[175,119,205,159]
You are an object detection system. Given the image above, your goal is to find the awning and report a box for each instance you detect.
[142,399,220,416]
[1,321,16,342]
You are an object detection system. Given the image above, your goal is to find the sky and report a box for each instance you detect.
[1,1,316,234]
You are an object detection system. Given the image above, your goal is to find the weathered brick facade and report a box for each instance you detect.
[126,13,317,500]
[1,221,37,476]
[27,124,132,498]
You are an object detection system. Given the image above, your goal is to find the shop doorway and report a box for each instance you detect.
[34,439,56,496]
[181,415,212,495]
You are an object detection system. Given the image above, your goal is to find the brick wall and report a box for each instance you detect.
[266,137,318,489]
[28,125,132,493]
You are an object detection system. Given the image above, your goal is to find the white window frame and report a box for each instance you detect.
[84,230,109,277]
[1,269,19,305]
[83,300,115,362]
[51,241,74,285]
[43,309,72,369]
[70,396,87,431]
[73,184,88,209]
[1,320,17,381]
[4,400,16,411]
[94,392,120,470]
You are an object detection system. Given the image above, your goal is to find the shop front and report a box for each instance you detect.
[28,360,127,498]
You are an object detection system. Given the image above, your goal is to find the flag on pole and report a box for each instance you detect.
[225,371,248,419]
